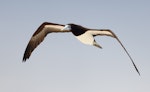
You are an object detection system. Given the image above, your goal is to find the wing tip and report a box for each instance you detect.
[133,63,141,76]
[22,58,27,62]
[22,53,30,62]
[22,45,32,62]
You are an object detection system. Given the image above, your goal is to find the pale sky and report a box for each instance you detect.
[0,0,150,92]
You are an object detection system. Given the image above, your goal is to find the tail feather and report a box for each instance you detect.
[93,40,102,49]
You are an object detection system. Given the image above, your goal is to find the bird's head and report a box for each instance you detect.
[62,23,79,31]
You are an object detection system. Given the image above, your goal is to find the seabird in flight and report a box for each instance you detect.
[23,22,140,75]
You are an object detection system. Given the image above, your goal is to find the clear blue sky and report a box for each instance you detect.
[0,0,150,92]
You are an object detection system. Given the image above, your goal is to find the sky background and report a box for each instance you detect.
[0,0,150,92]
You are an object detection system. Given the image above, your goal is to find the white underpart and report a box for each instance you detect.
[76,31,94,45]
[88,30,113,36]
[45,25,64,30]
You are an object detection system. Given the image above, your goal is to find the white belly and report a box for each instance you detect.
[76,31,94,45]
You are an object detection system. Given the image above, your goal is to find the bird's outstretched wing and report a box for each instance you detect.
[88,29,140,75]
[23,22,70,62]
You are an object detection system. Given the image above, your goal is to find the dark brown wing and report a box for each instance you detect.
[23,22,69,62]
[88,29,140,75]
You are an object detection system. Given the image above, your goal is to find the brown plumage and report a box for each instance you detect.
[23,22,69,61]
[23,22,140,75]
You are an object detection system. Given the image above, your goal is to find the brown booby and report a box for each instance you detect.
[23,22,140,75]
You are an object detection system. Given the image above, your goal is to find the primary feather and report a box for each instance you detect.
[23,22,140,76]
